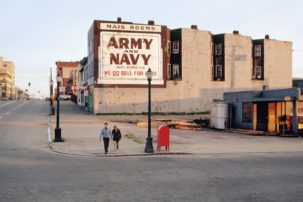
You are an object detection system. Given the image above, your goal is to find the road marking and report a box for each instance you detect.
[0,116,2,119]
[0,100,17,108]
[6,112,10,115]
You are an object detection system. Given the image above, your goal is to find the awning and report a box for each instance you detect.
[237,96,296,103]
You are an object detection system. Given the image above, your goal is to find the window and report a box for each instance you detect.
[172,41,180,54]
[254,45,262,57]
[252,44,263,80]
[167,63,171,79]
[172,64,180,79]
[253,66,262,79]
[212,39,224,81]
[213,65,224,80]
[215,43,222,56]
[167,41,171,54]
[242,103,253,123]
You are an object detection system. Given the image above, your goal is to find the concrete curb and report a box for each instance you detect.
[48,146,303,158]
[48,147,192,157]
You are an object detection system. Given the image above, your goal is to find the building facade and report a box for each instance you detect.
[224,88,303,135]
[293,78,303,88]
[77,57,94,111]
[56,61,80,96]
[84,19,292,114]
[0,57,15,99]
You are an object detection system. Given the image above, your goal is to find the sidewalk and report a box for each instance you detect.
[50,102,303,157]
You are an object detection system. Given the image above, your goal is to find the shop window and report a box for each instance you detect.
[242,103,253,123]
[172,41,180,54]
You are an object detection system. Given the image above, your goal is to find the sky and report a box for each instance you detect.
[0,0,302,98]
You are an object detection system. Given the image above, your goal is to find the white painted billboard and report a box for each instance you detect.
[100,22,162,33]
[98,31,163,85]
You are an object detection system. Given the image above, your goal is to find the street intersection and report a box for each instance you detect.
[1,100,303,202]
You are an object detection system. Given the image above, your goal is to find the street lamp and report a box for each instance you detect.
[50,79,55,115]
[54,74,62,142]
[144,68,154,153]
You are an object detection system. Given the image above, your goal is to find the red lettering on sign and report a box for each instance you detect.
[119,38,129,49]
[113,71,119,76]
[107,37,153,50]
[143,39,153,49]
[142,55,151,65]
[120,54,130,65]
[129,54,140,65]
[134,71,144,76]
[110,53,119,64]
[107,37,118,48]
[131,38,142,49]
[121,71,132,76]
[104,71,111,76]
[110,53,151,65]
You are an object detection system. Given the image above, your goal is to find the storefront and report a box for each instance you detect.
[224,88,303,136]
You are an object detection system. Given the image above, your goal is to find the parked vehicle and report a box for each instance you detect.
[60,95,71,100]
[45,97,50,101]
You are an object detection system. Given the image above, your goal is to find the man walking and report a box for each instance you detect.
[99,122,112,154]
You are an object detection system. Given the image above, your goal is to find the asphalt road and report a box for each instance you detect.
[1,100,303,202]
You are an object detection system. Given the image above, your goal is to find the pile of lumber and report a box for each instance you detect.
[136,119,201,130]
[168,120,200,130]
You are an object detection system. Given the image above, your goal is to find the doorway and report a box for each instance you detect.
[268,103,276,132]
[256,102,268,131]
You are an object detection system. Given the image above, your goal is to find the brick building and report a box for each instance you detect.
[80,18,292,114]
[0,56,15,99]
[56,61,80,96]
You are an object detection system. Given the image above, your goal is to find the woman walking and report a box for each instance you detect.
[112,125,122,151]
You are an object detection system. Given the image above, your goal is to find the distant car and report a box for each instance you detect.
[1,97,9,101]
[60,95,71,100]
[45,97,50,101]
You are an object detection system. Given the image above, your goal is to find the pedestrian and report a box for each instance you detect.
[112,125,122,151]
[99,122,112,154]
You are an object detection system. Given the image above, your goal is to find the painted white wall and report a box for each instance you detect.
[93,29,292,114]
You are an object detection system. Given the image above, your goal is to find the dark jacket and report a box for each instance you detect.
[112,129,121,141]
